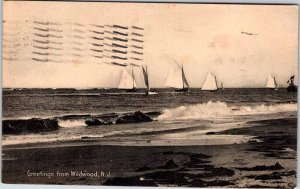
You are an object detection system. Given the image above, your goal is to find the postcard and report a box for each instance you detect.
[2,1,298,188]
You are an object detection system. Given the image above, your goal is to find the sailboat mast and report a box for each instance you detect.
[215,76,218,89]
[182,66,184,89]
[146,66,150,91]
[291,68,295,85]
[131,67,135,89]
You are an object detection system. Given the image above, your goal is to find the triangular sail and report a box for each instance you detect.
[182,67,189,88]
[132,69,137,88]
[266,75,275,88]
[215,76,218,89]
[142,66,150,91]
[201,72,217,91]
[118,69,137,89]
[274,78,278,88]
[165,65,182,89]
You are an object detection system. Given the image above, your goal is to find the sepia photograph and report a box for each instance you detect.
[2,1,298,188]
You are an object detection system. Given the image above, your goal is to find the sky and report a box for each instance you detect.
[3,1,298,88]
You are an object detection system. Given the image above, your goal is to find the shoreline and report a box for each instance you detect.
[2,117,297,187]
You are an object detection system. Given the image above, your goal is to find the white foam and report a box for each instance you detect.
[58,119,87,127]
[157,101,297,120]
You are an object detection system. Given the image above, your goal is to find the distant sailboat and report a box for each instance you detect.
[221,82,225,90]
[274,78,279,90]
[201,72,218,91]
[118,68,138,91]
[165,64,189,92]
[287,71,297,92]
[142,66,157,95]
[266,75,278,90]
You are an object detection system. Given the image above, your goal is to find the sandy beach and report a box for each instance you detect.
[2,117,297,188]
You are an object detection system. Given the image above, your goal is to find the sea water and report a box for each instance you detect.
[2,88,297,146]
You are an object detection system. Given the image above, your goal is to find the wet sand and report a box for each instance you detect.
[2,117,297,188]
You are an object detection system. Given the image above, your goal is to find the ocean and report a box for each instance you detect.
[2,88,297,147]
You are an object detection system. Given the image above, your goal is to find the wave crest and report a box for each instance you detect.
[157,101,297,121]
[58,119,87,127]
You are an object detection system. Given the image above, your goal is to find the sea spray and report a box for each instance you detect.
[157,101,297,120]
[58,119,87,127]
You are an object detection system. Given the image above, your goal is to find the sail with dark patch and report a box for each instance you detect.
[287,74,297,92]
[142,66,149,91]
[182,66,189,88]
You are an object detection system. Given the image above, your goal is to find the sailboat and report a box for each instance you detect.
[201,72,218,91]
[287,73,297,92]
[117,68,138,92]
[165,65,189,92]
[266,75,279,90]
[142,66,157,95]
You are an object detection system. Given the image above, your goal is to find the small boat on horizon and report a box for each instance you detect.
[287,73,297,92]
[266,75,279,90]
[201,72,218,91]
[221,82,225,90]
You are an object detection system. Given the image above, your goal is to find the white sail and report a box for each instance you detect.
[274,77,279,88]
[201,72,217,91]
[266,75,276,88]
[118,69,137,89]
[165,65,183,89]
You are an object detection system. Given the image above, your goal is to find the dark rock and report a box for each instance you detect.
[85,119,112,126]
[143,171,190,186]
[103,176,157,186]
[206,167,235,177]
[190,179,233,187]
[256,172,282,180]
[116,111,153,124]
[238,162,284,171]
[158,160,179,169]
[247,172,282,180]
[3,118,59,134]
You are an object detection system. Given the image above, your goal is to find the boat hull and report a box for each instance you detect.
[175,88,189,92]
[287,85,297,92]
[145,91,158,95]
[201,89,218,92]
[126,88,138,92]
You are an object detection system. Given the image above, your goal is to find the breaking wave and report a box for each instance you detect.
[58,119,87,127]
[3,111,161,135]
[157,101,297,121]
